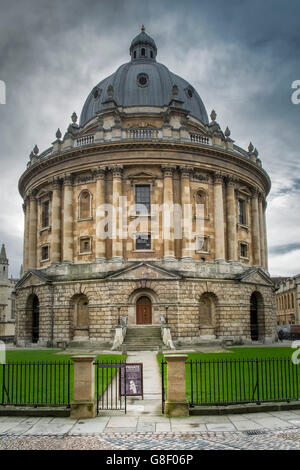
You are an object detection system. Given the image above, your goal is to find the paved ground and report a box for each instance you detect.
[1,410,300,449]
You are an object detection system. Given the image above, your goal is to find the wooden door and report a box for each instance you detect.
[136,296,152,325]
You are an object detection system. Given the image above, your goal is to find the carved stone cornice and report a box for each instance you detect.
[18,140,271,199]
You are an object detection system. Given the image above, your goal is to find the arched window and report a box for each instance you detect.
[79,190,92,219]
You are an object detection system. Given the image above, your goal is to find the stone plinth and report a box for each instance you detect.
[70,355,96,419]
[164,354,189,417]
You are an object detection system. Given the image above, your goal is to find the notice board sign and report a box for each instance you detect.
[120,363,143,398]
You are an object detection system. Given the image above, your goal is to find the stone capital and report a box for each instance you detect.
[251,187,260,199]
[62,173,74,186]
[51,176,62,190]
[93,166,106,180]
[213,171,225,185]
[226,175,238,187]
[111,165,123,178]
[161,165,176,178]
[179,165,193,179]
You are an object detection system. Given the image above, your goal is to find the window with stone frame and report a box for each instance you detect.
[41,200,50,228]
[79,190,92,220]
[41,245,49,261]
[135,185,150,214]
[239,242,248,258]
[238,199,247,225]
[136,233,151,250]
[79,237,92,254]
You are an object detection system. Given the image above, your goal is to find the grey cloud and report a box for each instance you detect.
[0,0,300,276]
[269,243,300,256]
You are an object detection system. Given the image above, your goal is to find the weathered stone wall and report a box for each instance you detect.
[15,273,276,346]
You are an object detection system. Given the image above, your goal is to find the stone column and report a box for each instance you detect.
[258,193,266,269]
[28,192,37,269]
[23,197,30,271]
[51,178,62,263]
[180,166,193,260]
[111,166,123,261]
[263,201,269,270]
[226,176,237,262]
[95,167,106,260]
[213,172,225,261]
[162,166,175,260]
[62,174,74,263]
[70,356,96,418]
[164,354,189,416]
[251,188,261,266]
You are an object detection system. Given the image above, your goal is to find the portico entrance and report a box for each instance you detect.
[136,296,152,325]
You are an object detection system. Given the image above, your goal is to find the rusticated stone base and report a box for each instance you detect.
[70,401,96,419]
[165,400,190,417]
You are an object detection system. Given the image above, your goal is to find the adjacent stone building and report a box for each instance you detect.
[15,28,276,347]
[275,275,300,325]
[0,245,17,342]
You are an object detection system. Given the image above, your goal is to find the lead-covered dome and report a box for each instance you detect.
[80,27,209,127]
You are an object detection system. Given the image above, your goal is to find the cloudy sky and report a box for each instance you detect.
[0,0,299,278]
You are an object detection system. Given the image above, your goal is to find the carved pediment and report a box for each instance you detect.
[239,268,274,287]
[107,263,181,281]
[16,270,50,289]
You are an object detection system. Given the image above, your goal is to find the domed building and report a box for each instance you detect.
[15,27,276,348]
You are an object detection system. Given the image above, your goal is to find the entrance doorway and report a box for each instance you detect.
[32,296,39,343]
[250,293,259,341]
[136,296,152,325]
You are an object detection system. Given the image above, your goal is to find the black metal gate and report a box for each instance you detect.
[95,361,127,414]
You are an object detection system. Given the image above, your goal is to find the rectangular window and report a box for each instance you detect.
[238,199,246,225]
[135,185,150,214]
[42,201,50,227]
[41,245,49,261]
[136,233,151,250]
[11,299,15,320]
[80,237,91,253]
[240,243,248,258]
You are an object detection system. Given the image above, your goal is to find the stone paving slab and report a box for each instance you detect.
[24,423,74,436]
[206,423,236,432]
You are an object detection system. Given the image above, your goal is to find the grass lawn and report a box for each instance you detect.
[158,347,300,406]
[1,350,127,406]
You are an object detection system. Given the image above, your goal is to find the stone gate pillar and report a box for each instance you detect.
[70,355,96,419]
[164,354,189,416]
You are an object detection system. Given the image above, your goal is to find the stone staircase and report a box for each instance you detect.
[123,326,163,351]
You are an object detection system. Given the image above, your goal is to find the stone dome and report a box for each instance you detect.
[79,28,209,127]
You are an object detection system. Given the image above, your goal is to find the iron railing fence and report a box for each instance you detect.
[188,358,300,407]
[94,360,127,414]
[0,361,72,407]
